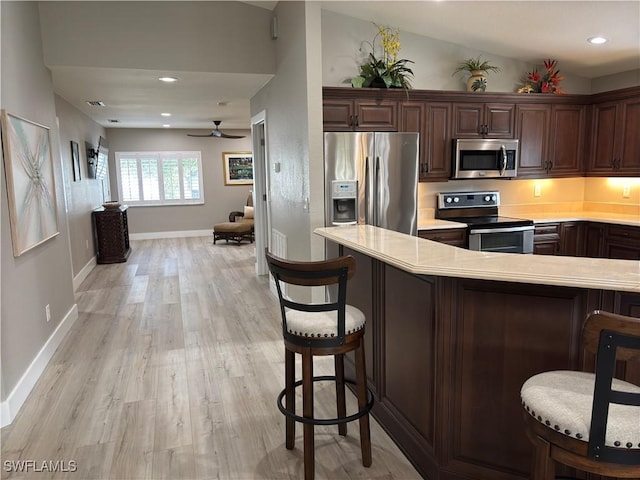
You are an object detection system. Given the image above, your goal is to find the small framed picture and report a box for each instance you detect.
[222,151,253,185]
[70,140,81,181]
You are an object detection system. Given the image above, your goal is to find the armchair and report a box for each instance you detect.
[212,193,254,245]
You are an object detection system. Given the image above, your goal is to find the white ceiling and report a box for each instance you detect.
[49,1,640,131]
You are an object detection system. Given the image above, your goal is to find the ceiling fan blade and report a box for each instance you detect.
[219,133,246,139]
[187,133,215,137]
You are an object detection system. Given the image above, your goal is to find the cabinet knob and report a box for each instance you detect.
[353,114,359,127]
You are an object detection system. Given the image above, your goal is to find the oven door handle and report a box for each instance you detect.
[470,226,534,234]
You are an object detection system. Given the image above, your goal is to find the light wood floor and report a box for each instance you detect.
[1,237,420,480]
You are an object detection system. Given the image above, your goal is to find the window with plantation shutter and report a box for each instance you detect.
[115,151,203,206]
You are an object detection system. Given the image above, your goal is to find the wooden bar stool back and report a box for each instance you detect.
[521,310,640,479]
[265,251,373,480]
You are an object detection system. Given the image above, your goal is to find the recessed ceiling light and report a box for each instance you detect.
[163,124,171,128]
[158,76,178,83]
[588,36,608,45]
[161,112,171,117]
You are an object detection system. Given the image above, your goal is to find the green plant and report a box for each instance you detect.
[471,77,487,92]
[352,24,414,89]
[452,56,501,76]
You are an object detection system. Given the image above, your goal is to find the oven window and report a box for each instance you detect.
[460,151,499,170]
[475,231,525,253]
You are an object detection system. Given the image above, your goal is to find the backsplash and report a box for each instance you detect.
[418,177,640,221]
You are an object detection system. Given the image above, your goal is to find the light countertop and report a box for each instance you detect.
[418,211,639,231]
[316,225,640,293]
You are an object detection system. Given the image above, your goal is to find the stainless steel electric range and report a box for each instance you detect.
[436,191,534,254]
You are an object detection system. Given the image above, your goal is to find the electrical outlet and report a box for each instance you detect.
[623,185,631,198]
[533,183,541,197]
[45,304,51,322]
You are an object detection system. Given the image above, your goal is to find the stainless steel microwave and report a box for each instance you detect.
[452,138,519,179]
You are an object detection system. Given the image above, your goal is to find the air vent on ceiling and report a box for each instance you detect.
[108,119,119,123]
[86,100,106,107]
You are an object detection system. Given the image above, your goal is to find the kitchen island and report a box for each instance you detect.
[315,225,640,480]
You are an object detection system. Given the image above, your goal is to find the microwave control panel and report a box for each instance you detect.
[438,191,500,210]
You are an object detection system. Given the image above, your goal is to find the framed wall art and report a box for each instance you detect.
[70,140,81,181]
[222,151,253,185]
[1,110,60,256]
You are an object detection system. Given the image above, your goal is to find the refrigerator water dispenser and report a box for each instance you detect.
[331,180,357,225]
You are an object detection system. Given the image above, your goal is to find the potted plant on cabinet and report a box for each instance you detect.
[452,56,501,92]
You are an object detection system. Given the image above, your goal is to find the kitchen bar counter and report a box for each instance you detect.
[316,225,639,293]
[315,225,640,480]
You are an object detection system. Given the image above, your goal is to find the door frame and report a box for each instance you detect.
[251,110,269,276]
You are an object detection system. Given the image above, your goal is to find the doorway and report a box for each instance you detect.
[251,111,269,276]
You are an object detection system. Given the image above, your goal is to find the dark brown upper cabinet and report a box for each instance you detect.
[452,103,514,138]
[322,98,398,131]
[588,94,640,176]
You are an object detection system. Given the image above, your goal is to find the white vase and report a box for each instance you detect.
[466,70,487,92]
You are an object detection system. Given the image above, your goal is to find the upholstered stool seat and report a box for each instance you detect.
[520,310,640,479]
[212,221,253,244]
[522,370,640,448]
[266,251,373,480]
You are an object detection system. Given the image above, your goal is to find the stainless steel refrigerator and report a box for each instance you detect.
[324,132,419,251]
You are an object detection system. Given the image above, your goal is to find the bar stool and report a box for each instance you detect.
[520,310,640,479]
[265,251,373,480]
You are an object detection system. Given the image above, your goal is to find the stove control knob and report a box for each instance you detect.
[446,197,452,203]
[484,195,491,202]
[453,197,460,203]
[492,195,497,202]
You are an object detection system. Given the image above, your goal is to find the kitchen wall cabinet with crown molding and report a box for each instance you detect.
[322,86,638,181]
[587,92,640,176]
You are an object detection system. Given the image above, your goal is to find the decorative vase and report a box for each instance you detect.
[466,70,487,92]
[370,77,387,88]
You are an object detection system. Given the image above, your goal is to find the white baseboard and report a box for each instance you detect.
[73,255,96,291]
[0,304,79,428]
[129,229,211,240]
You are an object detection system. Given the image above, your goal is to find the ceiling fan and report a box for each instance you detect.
[187,120,245,139]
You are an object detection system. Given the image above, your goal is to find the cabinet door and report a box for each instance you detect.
[354,100,398,131]
[515,104,550,177]
[452,103,483,138]
[400,102,427,178]
[584,223,605,258]
[605,224,640,260]
[323,99,355,131]
[485,103,515,138]
[619,97,640,174]
[424,102,452,180]
[560,222,583,256]
[589,102,619,172]
[533,223,560,255]
[548,105,585,176]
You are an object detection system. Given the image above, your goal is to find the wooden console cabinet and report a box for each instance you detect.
[92,206,131,264]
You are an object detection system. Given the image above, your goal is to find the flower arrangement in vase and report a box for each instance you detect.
[351,23,414,89]
[452,56,500,92]
[517,59,565,94]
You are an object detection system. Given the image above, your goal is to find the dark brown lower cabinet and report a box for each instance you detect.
[338,242,639,480]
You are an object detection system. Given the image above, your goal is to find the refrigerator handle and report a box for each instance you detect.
[364,156,370,224]
[374,156,380,225]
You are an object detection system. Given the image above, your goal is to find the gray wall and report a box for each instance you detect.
[38,1,275,75]
[251,1,321,263]
[55,95,106,277]
[1,2,76,399]
[105,128,252,234]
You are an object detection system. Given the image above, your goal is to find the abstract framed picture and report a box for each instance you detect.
[1,110,59,256]
[222,151,253,186]
[70,140,81,181]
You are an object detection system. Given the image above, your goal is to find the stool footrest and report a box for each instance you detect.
[277,375,374,426]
